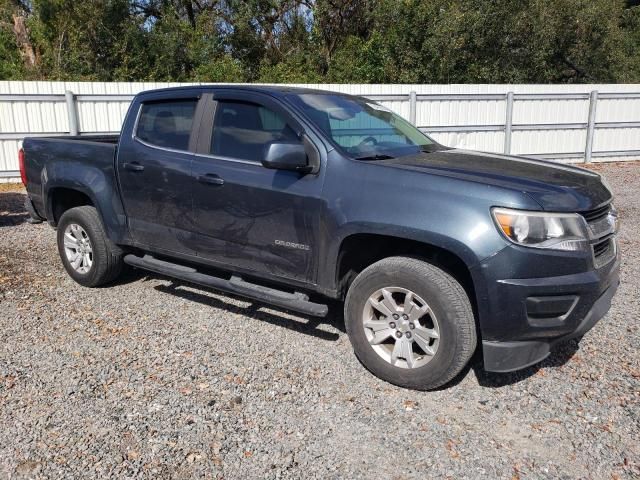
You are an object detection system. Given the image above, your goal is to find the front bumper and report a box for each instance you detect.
[482,266,619,372]
[472,243,620,373]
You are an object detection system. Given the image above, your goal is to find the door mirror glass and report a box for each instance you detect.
[262,142,310,172]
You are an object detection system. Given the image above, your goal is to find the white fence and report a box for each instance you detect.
[1,81,640,180]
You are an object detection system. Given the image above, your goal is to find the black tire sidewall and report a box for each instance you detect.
[345,260,472,390]
[56,208,105,287]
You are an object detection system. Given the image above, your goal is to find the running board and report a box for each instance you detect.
[123,254,328,317]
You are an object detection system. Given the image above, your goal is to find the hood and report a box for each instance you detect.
[376,149,612,212]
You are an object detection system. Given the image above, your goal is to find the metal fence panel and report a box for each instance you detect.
[594,127,640,152]
[596,97,640,122]
[513,129,587,155]
[429,131,505,153]
[1,81,639,181]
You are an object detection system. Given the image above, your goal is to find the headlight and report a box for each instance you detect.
[492,208,589,251]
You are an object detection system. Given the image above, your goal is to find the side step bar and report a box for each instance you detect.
[123,254,329,317]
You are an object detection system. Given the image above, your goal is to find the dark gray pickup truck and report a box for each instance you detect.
[20,86,620,390]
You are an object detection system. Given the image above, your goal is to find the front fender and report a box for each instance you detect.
[317,155,540,293]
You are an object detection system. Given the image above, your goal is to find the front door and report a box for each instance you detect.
[189,92,325,283]
[117,96,199,254]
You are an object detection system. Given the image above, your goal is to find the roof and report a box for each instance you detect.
[136,84,354,99]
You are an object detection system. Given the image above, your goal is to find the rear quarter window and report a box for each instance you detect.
[136,99,197,151]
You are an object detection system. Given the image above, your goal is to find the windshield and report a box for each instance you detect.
[286,93,437,159]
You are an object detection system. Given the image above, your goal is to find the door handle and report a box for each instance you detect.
[198,173,224,186]
[123,162,145,172]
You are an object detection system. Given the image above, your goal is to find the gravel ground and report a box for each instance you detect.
[1,163,639,479]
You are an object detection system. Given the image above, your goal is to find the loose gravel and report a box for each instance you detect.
[1,163,639,479]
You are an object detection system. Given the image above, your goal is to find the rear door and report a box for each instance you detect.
[188,90,326,283]
[117,92,203,254]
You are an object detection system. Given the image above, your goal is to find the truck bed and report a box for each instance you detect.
[59,134,120,144]
[22,135,121,222]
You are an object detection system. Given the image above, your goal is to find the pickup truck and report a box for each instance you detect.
[20,86,620,390]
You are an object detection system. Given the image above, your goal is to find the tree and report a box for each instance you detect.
[0,0,32,78]
[311,0,371,74]
[345,0,640,84]
[14,0,148,80]
[0,0,638,83]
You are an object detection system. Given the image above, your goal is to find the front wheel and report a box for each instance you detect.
[56,206,123,287]
[344,256,477,390]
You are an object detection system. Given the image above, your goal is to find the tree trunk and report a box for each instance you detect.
[12,14,36,67]
[183,1,196,29]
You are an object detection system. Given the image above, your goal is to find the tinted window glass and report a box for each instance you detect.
[136,99,197,151]
[286,93,435,159]
[211,101,299,162]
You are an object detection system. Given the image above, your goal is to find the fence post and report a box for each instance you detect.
[584,90,598,163]
[409,91,417,125]
[503,91,514,154]
[65,90,79,136]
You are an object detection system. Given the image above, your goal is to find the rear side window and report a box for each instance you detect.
[136,99,197,151]
[210,101,299,162]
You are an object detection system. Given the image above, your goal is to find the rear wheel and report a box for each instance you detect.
[56,206,123,287]
[344,256,476,390]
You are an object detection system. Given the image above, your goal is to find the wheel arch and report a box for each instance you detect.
[43,179,129,244]
[333,233,482,326]
[47,186,96,225]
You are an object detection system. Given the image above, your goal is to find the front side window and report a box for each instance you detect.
[286,93,437,159]
[210,101,300,162]
[136,99,197,151]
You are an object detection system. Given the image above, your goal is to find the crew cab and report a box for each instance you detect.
[20,86,620,390]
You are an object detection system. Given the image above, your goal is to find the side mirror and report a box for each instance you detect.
[262,141,311,173]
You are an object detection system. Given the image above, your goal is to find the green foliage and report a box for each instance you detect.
[0,26,23,79]
[25,0,144,80]
[193,55,245,82]
[621,3,640,81]
[257,53,322,83]
[0,0,27,79]
[327,33,387,83]
[0,0,638,83]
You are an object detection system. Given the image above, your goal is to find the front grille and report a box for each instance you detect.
[580,204,611,223]
[580,202,617,268]
[592,237,616,269]
[579,202,617,242]
[593,238,611,257]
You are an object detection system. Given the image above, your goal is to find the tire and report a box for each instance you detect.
[344,256,477,390]
[56,206,123,287]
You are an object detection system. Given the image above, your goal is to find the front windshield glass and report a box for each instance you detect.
[286,93,437,159]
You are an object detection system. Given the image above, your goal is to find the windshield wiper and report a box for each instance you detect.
[420,145,439,153]
[354,153,395,161]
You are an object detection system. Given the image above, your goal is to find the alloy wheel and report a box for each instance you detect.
[362,287,440,369]
[63,223,93,274]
